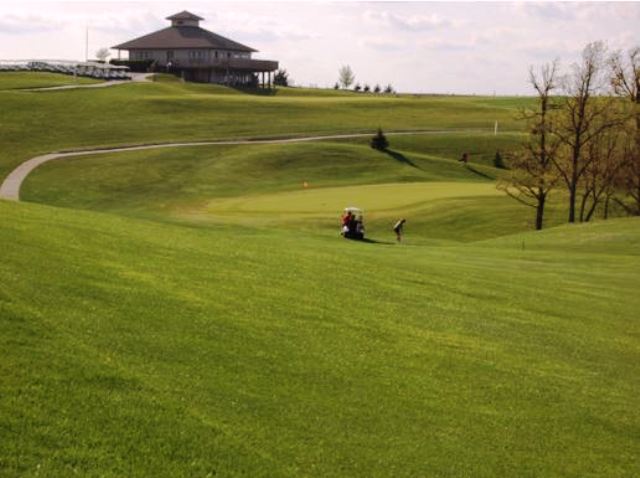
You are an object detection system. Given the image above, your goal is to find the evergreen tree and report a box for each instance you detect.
[370,128,389,151]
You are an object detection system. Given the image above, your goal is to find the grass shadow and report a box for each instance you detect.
[384,149,419,169]
[464,164,495,180]
[357,237,396,245]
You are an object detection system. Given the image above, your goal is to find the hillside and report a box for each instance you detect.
[1,200,638,476]
[0,72,531,181]
[1,73,638,477]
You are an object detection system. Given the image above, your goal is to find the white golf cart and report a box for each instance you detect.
[340,207,365,240]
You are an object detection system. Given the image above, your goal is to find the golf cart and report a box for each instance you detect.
[341,207,365,240]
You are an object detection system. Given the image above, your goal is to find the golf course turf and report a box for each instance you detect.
[1,72,638,477]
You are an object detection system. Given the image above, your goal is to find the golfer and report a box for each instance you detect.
[393,218,406,242]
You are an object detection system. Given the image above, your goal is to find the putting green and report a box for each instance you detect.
[204,181,502,216]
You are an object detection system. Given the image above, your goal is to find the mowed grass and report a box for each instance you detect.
[0,72,100,90]
[4,72,639,476]
[1,200,639,477]
[0,72,533,182]
[23,139,567,240]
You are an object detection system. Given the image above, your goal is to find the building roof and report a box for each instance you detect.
[112,26,257,52]
[166,10,204,21]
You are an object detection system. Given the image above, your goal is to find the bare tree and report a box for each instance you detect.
[498,62,560,230]
[552,42,621,223]
[95,47,110,62]
[610,47,640,215]
[338,65,355,89]
[578,124,625,221]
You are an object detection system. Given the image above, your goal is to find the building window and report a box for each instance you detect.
[166,50,174,60]
[189,50,206,60]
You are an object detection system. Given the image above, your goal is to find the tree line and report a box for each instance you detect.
[499,42,640,230]
[337,65,395,94]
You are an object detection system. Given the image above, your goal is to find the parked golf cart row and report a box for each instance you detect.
[0,60,131,80]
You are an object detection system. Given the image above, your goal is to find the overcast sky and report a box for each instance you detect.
[1,1,639,94]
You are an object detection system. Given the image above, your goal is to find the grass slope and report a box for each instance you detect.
[0,72,100,90]
[1,200,639,477]
[22,140,567,240]
[3,71,638,477]
[0,73,532,182]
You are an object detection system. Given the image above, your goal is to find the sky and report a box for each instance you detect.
[1,1,639,94]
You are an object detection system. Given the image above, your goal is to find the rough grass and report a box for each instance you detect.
[1,200,638,477]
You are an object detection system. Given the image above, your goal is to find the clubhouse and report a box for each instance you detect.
[112,11,278,87]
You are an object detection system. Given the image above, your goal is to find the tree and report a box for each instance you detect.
[333,82,340,90]
[370,128,389,151]
[552,42,620,223]
[95,47,110,62]
[498,62,560,230]
[610,46,640,215]
[384,84,394,94]
[363,84,371,93]
[273,69,290,87]
[354,83,362,92]
[338,65,355,89]
[578,124,625,221]
[374,84,381,94]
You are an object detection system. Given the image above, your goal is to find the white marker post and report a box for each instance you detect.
[494,120,498,136]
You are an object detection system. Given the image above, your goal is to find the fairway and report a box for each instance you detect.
[1,72,638,477]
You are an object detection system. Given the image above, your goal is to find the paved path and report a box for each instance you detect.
[0,129,477,201]
[24,73,153,91]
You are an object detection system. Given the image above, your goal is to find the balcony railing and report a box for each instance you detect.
[169,57,278,71]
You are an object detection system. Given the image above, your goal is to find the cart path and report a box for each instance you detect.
[24,73,154,91]
[0,129,484,201]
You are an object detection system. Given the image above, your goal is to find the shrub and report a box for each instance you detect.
[273,69,289,87]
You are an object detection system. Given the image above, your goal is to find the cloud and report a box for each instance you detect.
[419,37,475,52]
[90,12,165,36]
[364,10,459,32]
[522,2,578,21]
[0,13,63,35]
[359,37,407,51]
[201,10,317,44]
